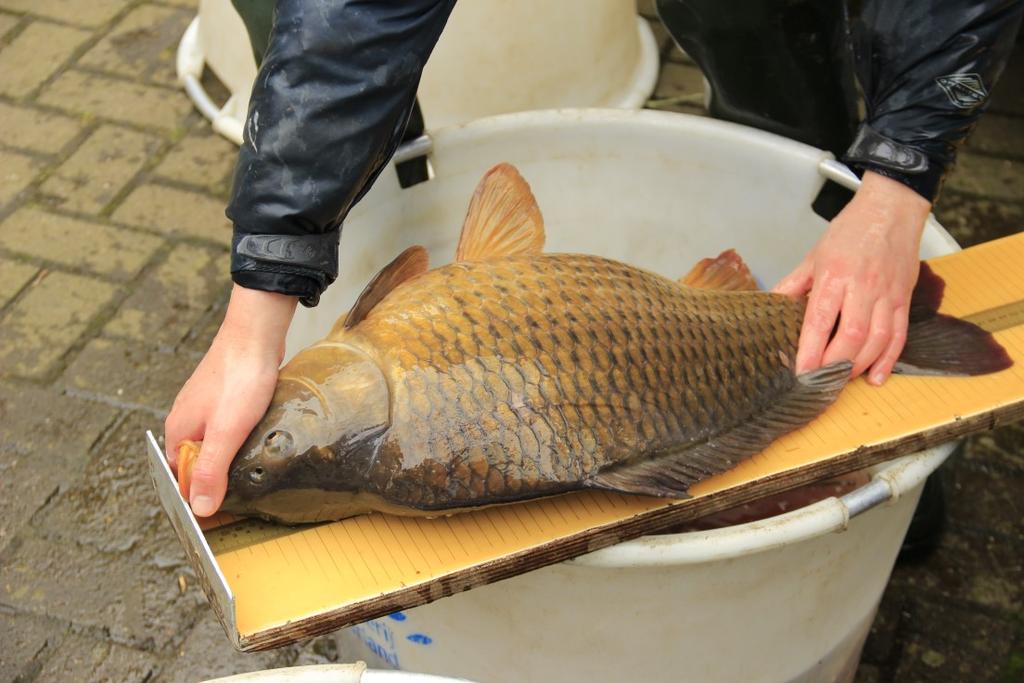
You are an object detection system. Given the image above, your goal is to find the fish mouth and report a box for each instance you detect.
[218,491,246,516]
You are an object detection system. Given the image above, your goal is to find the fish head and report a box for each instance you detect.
[221,343,390,519]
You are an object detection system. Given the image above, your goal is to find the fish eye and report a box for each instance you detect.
[264,430,294,456]
[249,467,265,484]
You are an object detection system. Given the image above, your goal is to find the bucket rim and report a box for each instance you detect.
[200,664,480,683]
[379,109,955,261]
[427,106,832,168]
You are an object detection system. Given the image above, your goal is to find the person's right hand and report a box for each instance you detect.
[165,285,298,517]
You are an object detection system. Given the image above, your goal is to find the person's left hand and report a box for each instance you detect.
[772,170,932,386]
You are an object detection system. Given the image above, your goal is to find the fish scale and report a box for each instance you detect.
[345,253,802,509]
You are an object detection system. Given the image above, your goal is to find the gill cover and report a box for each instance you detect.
[223,343,391,506]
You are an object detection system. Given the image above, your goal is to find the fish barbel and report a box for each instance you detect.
[176,163,1011,524]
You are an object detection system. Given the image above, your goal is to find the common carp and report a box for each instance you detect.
[177,163,1011,524]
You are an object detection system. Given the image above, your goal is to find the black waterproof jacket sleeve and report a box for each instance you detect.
[225,0,455,306]
[227,0,1021,306]
[846,0,1023,201]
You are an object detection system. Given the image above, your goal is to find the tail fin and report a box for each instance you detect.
[895,263,1013,376]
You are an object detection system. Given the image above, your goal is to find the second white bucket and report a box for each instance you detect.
[177,0,659,144]
[285,109,958,683]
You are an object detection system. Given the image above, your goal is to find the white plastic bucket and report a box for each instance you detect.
[177,0,659,144]
[334,450,948,683]
[284,109,958,683]
[201,665,479,683]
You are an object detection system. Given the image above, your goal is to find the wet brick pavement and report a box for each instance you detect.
[0,2,1021,681]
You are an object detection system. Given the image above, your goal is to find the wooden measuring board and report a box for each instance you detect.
[147,232,1024,652]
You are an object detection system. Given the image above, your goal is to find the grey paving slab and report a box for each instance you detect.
[0,533,203,650]
[0,271,117,379]
[61,338,196,415]
[34,633,160,683]
[39,124,162,214]
[79,3,192,87]
[0,101,83,154]
[0,20,90,98]
[0,609,69,683]
[103,242,229,344]
[0,207,164,279]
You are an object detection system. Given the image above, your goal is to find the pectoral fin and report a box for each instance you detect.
[342,246,429,330]
[588,361,852,497]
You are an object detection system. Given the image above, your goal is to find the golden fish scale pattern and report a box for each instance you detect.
[348,254,805,509]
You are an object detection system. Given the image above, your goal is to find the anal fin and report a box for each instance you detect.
[588,361,852,498]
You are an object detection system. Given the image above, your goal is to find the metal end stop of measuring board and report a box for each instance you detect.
[145,431,240,649]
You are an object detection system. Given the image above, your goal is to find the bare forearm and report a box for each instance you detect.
[218,284,298,360]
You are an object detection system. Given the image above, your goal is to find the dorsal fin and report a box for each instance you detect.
[680,249,760,291]
[455,163,545,262]
[342,246,429,330]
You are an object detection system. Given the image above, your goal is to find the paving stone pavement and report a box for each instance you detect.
[0,2,1021,681]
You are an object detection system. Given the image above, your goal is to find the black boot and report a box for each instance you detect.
[897,457,954,563]
[655,0,860,219]
[655,0,859,158]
